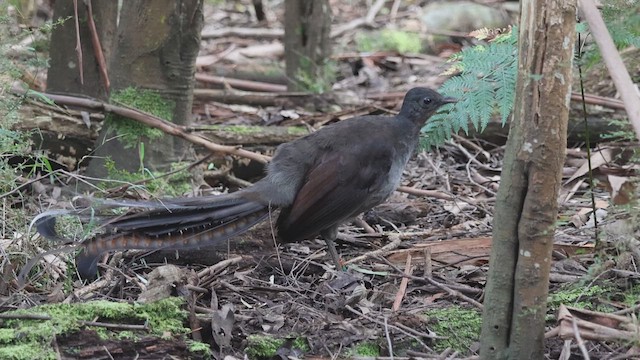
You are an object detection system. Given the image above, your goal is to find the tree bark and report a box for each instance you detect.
[85,0,204,178]
[480,1,576,359]
[47,1,117,99]
[283,0,331,92]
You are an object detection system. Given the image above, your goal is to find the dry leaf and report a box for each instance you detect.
[565,148,613,184]
[607,175,635,205]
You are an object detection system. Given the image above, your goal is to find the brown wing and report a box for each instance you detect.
[277,146,394,242]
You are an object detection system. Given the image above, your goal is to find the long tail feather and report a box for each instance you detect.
[76,206,269,278]
[29,193,271,279]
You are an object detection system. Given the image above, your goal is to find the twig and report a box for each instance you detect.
[397,186,490,205]
[612,302,640,316]
[389,0,401,24]
[343,234,402,266]
[354,217,377,234]
[451,134,490,162]
[423,247,432,277]
[0,313,52,320]
[201,27,284,39]
[187,286,202,342]
[449,139,500,173]
[331,0,387,38]
[204,169,253,188]
[391,254,412,312]
[570,92,625,110]
[63,266,114,303]
[79,320,149,331]
[73,0,83,84]
[545,326,560,338]
[384,316,394,359]
[572,317,590,360]
[392,321,441,340]
[85,0,109,94]
[345,305,435,352]
[579,0,640,140]
[13,87,271,164]
[379,256,484,310]
[195,73,287,92]
[197,256,243,287]
[366,0,387,24]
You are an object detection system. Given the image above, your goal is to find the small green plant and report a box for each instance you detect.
[0,17,34,193]
[102,158,192,197]
[422,27,518,149]
[547,284,613,315]
[623,284,640,307]
[245,335,309,359]
[295,58,337,94]
[356,29,422,54]
[351,341,380,357]
[600,118,640,162]
[579,0,640,68]
[426,306,482,354]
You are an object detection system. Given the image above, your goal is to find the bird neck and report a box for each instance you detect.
[398,105,430,128]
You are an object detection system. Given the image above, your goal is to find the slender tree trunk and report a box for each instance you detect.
[480,0,576,359]
[85,0,204,178]
[283,0,331,92]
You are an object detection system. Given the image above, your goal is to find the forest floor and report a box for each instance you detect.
[2,1,640,359]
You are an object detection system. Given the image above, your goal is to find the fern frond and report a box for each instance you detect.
[421,26,519,148]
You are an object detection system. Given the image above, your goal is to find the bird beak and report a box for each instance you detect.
[442,97,458,104]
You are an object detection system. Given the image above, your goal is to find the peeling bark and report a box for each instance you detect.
[480,0,577,359]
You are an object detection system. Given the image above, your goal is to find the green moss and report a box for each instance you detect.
[547,284,612,312]
[187,339,212,357]
[246,335,283,358]
[136,297,189,335]
[116,330,135,339]
[426,306,482,354]
[351,341,380,357]
[623,285,640,307]
[201,125,308,137]
[286,127,309,136]
[106,87,174,148]
[356,29,422,54]
[0,344,55,360]
[209,125,262,135]
[0,298,189,360]
[0,328,16,343]
[291,337,309,352]
[245,335,308,359]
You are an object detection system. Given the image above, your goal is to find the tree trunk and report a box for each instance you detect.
[47,1,117,99]
[85,0,204,178]
[283,0,331,92]
[480,1,576,359]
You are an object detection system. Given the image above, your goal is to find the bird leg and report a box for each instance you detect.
[320,226,342,269]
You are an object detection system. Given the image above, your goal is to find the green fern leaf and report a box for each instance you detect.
[421,26,519,148]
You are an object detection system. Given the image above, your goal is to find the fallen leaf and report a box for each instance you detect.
[565,148,613,184]
[607,175,635,205]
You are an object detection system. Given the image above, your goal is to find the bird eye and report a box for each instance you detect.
[422,97,432,105]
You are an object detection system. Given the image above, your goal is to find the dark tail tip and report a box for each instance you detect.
[35,216,58,239]
[76,249,100,280]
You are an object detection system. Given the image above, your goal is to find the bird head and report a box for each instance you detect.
[399,87,457,125]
